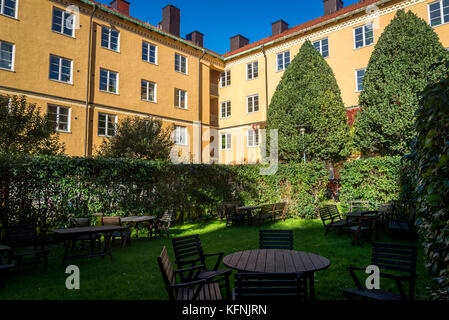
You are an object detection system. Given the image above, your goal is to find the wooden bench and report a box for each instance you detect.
[272,202,288,221]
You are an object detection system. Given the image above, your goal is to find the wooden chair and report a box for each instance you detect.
[152,211,173,238]
[272,202,288,221]
[318,205,346,235]
[0,249,15,288]
[343,242,417,300]
[259,230,294,250]
[4,224,50,272]
[347,211,378,245]
[101,217,131,249]
[223,204,244,226]
[388,206,416,240]
[69,217,101,250]
[157,246,222,300]
[349,201,371,212]
[255,204,275,224]
[377,203,393,230]
[218,201,242,222]
[171,234,231,298]
[233,272,308,301]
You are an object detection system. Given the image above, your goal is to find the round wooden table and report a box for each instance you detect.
[223,249,330,299]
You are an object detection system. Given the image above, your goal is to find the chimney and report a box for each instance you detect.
[272,20,289,36]
[230,35,249,52]
[160,5,180,37]
[110,0,130,16]
[323,0,344,15]
[186,31,204,47]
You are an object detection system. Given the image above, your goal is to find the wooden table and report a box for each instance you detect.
[223,249,330,300]
[346,210,379,238]
[236,205,263,224]
[121,216,155,239]
[51,226,126,265]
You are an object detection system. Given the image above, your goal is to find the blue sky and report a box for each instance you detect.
[98,0,361,54]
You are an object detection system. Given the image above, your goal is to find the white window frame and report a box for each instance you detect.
[141,80,157,103]
[313,38,329,58]
[98,113,117,137]
[247,61,258,80]
[0,40,15,71]
[221,133,231,150]
[175,53,188,74]
[0,0,17,19]
[99,68,119,94]
[174,126,188,146]
[220,70,231,87]
[276,50,290,72]
[428,0,449,27]
[353,22,374,49]
[220,101,231,119]
[247,129,260,148]
[48,105,71,133]
[101,26,120,52]
[51,6,75,38]
[142,41,158,65]
[355,68,366,92]
[49,55,73,84]
[175,88,188,110]
[247,94,259,113]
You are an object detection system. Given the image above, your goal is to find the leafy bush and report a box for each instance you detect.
[353,10,448,156]
[0,156,329,231]
[339,156,403,213]
[408,60,449,299]
[266,40,350,163]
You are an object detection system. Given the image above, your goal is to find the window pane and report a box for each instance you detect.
[142,43,148,61]
[63,12,74,36]
[0,42,13,70]
[100,70,108,91]
[3,0,16,17]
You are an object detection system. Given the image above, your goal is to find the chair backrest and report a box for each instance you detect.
[350,201,371,212]
[70,217,91,228]
[223,204,238,217]
[371,242,417,299]
[101,216,122,226]
[172,234,204,267]
[318,205,340,224]
[157,246,177,300]
[160,211,173,227]
[273,202,287,216]
[259,230,294,250]
[260,204,275,215]
[234,272,307,301]
[5,224,38,247]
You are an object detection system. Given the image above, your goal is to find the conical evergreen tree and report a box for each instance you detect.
[266,40,349,163]
[353,10,448,156]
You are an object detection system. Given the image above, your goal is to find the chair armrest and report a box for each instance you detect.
[202,252,224,271]
[175,258,202,268]
[169,278,206,289]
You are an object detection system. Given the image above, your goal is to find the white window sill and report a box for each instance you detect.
[175,106,188,111]
[142,99,157,104]
[353,42,375,51]
[52,30,75,39]
[50,79,73,85]
[0,67,14,72]
[143,60,158,66]
[0,13,18,20]
[175,70,188,76]
[100,89,119,95]
[101,46,120,54]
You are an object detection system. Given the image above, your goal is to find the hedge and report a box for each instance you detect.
[338,156,403,213]
[0,155,329,231]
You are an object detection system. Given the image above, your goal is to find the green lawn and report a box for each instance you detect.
[0,218,435,300]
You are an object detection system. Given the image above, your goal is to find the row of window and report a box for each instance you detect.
[50,6,188,74]
[221,130,260,150]
[220,94,259,119]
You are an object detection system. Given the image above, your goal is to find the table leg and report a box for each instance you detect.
[307,272,316,300]
[102,231,114,262]
[61,238,71,266]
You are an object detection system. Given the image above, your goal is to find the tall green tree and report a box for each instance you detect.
[0,95,65,155]
[266,40,349,163]
[353,10,448,156]
[97,116,174,160]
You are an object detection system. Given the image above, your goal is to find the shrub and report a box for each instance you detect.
[408,60,449,299]
[0,156,329,231]
[266,40,350,163]
[338,156,403,213]
[353,10,448,156]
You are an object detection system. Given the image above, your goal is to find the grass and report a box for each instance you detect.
[0,218,435,300]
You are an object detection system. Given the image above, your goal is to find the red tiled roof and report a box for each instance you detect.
[222,0,385,58]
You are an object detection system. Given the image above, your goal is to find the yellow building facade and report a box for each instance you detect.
[0,0,448,163]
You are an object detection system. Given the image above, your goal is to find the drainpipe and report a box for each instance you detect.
[197,49,206,164]
[262,45,269,121]
[84,3,97,157]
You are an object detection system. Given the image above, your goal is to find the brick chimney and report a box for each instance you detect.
[186,31,204,47]
[159,5,180,37]
[110,0,130,16]
[272,20,289,36]
[323,0,344,15]
[230,35,249,52]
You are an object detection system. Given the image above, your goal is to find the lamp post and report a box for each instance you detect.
[299,126,306,164]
